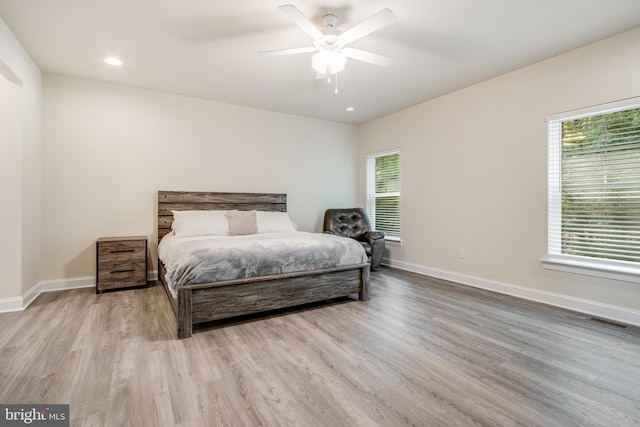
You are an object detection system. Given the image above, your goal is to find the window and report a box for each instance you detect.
[545,97,640,282]
[366,150,400,241]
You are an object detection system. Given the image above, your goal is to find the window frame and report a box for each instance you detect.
[543,97,640,284]
[366,149,401,244]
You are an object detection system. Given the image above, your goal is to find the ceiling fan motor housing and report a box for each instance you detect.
[314,34,345,52]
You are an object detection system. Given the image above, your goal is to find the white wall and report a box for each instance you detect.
[0,17,42,301]
[358,27,640,317]
[42,74,358,280]
[0,73,22,299]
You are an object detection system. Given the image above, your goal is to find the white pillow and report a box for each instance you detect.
[256,211,298,233]
[171,210,229,237]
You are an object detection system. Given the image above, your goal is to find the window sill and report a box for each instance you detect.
[542,256,640,284]
[385,237,402,247]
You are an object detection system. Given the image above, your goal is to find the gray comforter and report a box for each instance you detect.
[158,232,368,295]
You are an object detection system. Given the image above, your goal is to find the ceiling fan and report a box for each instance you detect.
[260,5,396,82]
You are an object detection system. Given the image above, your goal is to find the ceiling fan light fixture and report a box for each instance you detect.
[312,50,347,75]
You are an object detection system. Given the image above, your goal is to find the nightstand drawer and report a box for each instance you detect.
[96,236,148,293]
[98,265,146,285]
[98,240,146,262]
[98,259,146,277]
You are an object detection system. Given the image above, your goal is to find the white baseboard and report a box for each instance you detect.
[0,296,24,313]
[0,270,158,313]
[0,277,94,312]
[384,258,640,328]
[23,276,95,309]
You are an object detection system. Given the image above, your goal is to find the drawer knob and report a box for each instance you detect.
[110,249,136,253]
[111,269,136,274]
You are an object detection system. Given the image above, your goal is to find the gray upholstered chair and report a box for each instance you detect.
[323,208,385,270]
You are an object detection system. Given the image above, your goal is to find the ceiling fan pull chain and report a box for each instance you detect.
[335,72,339,94]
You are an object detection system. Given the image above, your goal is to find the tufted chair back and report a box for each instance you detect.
[323,208,385,270]
[323,208,372,240]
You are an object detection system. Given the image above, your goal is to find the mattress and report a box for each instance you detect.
[158,231,368,296]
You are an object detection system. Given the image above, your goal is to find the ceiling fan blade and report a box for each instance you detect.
[259,47,316,56]
[279,5,324,39]
[341,8,396,44]
[343,47,393,67]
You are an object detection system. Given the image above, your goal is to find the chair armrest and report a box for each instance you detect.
[361,231,385,244]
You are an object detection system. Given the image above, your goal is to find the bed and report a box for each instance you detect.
[157,191,371,339]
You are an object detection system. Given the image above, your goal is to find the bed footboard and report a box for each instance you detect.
[159,262,370,339]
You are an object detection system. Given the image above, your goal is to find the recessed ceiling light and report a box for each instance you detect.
[104,57,122,67]
[345,107,355,112]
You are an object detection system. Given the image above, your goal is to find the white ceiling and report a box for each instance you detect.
[1,0,640,124]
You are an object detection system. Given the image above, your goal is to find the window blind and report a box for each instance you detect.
[548,99,640,265]
[366,151,400,237]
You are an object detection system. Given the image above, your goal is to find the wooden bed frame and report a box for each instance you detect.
[157,191,370,339]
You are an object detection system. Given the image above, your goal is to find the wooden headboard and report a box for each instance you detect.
[157,191,287,240]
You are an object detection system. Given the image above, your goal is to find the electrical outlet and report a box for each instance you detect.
[458,248,465,258]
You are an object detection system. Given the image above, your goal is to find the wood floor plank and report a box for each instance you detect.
[1,268,640,426]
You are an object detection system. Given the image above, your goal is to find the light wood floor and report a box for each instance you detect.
[1,268,639,426]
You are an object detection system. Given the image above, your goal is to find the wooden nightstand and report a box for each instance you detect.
[96,236,148,293]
